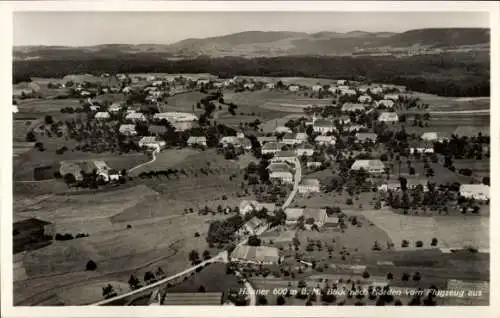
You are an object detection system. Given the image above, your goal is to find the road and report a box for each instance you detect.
[127,148,159,174]
[91,251,229,306]
[282,157,302,209]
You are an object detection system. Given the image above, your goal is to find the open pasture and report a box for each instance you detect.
[16,98,82,115]
[162,91,207,113]
[128,149,198,176]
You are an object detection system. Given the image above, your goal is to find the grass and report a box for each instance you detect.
[16,98,82,115]
[128,149,198,176]
[162,91,208,114]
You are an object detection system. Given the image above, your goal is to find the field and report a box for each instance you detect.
[128,149,199,176]
[16,98,82,115]
[162,91,208,114]
[13,184,226,305]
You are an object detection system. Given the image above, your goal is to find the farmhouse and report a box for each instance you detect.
[239,200,276,216]
[265,83,275,89]
[315,135,336,146]
[346,124,365,132]
[357,95,372,103]
[187,136,207,147]
[154,112,198,123]
[295,132,308,142]
[231,245,281,265]
[13,218,55,254]
[119,124,137,136]
[162,292,223,306]
[384,94,400,101]
[238,217,268,236]
[138,136,166,150]
[351,159,385,174]
[219,136,239,147]
[261,142,284,155]
[125,112,147,122]
[59,159,114,182]
[338,115,352,125]
[313,119,336,134]
[378,180,429,192]
[356,132,378,143]
[282,133,302,146]
[148,125,168,136]
[269,170,294,184]
[108,103,123,112]
[271,150,297,163]
[266,162,293,174]
[275,126,293,134]
[338,88,357,96]
[459,184,490,201]
[94,112,110,120]
[298,178,321,193]
[409,141,434,154]
[296,143,315,157]
[369,86,383,94]
[257,136,277,145]
[376,99,395,109]
[325,217,340,228]
[243,83,255,90]
[307,161,322,169]
[340,103,366,113]
[337,80,347,86]
[312,85,323,92]
[303,208,328,228]
[288,85,300,92]
[421,132,448,142]
[378,112,399,123]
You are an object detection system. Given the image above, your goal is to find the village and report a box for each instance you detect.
[13,71,490,306]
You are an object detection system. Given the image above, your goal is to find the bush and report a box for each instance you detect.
[412,272,422,281]
[277,295,286,305]
[86,260,97,271]
[194,232,200,237]
[431,237,438,246]
[362,271,370,279]
[415,240,423,248]
[401,240,409,248]
[401,273,410,281]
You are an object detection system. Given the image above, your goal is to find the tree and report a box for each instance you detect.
[387,272,394,280]
[202,250,211,260]
[248,235,261,246]
[412,272,422,281]
[402,273,410,281]
[277,295,286,305]
[144,271,156,284]
[198,285,206,292]
[25,131,36,142]
[394,299,403,306]
[102,284,117,299]
[305,300,313,306]
[189,249,200,264]
[431,237,438,246]
[128,274,140,290]
[64,173,76,186]
[362,271,370,279]
[86,260,97,271]
[257,295,268,305]
[44,115,54,125]
[415,240,423,248]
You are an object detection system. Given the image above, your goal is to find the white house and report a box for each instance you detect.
[257,136,277,145]
[459,184,490,201]
[243,83,255,90]
[384,94,400,101]
[409,141,434,154]
[421,132,448,142]
[337,80,347,86]
[271,150,297,163]
[275,126,293,134]
[295,132,308,142]
[125,112,147,122]
[231,245,280,265]
[358,95,372,103]
[339,88,357,96]
[356,132,378,143]
[187,136,207,147]
[378,112,399,123]
[119,124,137,136]
[313,119,336,135]
[345,124,365,132]
[261,142,284,155]
[338,115,351,125]
[312,85,323,93]
[108,103,123,113]
[90,105,100,112]
[265,83,275,89]
[307,162,322,169]
[282,133,302,146]
[315,135,336,146]
[138,136,166,150]
[351,159,385,174]
[219,136,239,147]
[288,85,300,92]
[94,112,110,120]
[376,99,395,109]
[369,86,383,94]
[296,143,315,157]
[239,200,276,216]
[298,178,320,193]
[341,103,366,113]
[269,171,294,184]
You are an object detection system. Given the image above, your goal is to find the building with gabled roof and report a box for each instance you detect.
[341,103,366,113]
[271,150,297,163]
[298,178,321,193]
[257,136,277,145]
[378,112,399,123]
[187,136,207,147]
[261,142,284,155]
[138,136,166,151]
[376,99,395,109]
[231,245,281,264]
[313,119,336,135]
[119,124,137,136]
[315,135,336,146]
[125,112,147,122]
[459,184,490,201]
[351,159,385,174]
[357,95,372,104]
[409,141,434,154]
[296,143,315,157]
[355,132,378,143]
[94,112,110,120]
[383,94,400,101]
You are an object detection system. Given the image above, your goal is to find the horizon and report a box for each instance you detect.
[13,11,489,47]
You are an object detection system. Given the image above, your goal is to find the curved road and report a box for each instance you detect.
[91,157,302,306]
[127,148,159,174]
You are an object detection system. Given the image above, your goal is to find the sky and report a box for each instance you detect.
[13,11,490,46]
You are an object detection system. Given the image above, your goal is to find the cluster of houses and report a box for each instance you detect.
[59,159,122,183]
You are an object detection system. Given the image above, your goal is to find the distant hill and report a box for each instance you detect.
[13,28,490,60]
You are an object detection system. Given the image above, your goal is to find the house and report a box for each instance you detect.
[378,112,399,123]
[261,142,284,155]
[284,208,305,225]
[369,86,383,94]
[303,208,328,228]
[346,124,365,132]
[266,162,293,174]
[187,136,207,147]
[338,115,351,125]
[459,184,490,201]
[295,132,308,142]
[265,83,275,89]
[313,119,336,135]
[89,105,100,112]
[341,103,366,113]
[351,159,385,174]
[119,124,137,136]
[239,200,276,216]
[384,94,400,101]
[274,126,293,134]
[125,112,147,122]
[328,87,337,94]
[307,161,322,169]
[94,112,110,120]
[337,80,347,86]
[148,125,168,136]
[239,138,252,151]
[355,132,378,143]
[13,218,55,254]
[296,143,315,157]
[231,245,281,265]
[314,135,336,146]
[269,170,294,184]
[282,133,302,146]
[257,136,277,145]
[162,292,224,306]
[312,85,323,92]
[219,136,239,147]
[138,136,166,151]
[409,141,434,154]
[238,217,268,236]
[108,103,123,113]
[151,80,163,87]
[358,95,372,103]
[59,159,114,182]
[339,88,357,96]
[378,180,429,192]
[376,99,395,109]
[288,85,300,92]
[325,217,340,228]
[271,150,297,163]
[421,132,448,142]
[298,178,320,193]
[196,79,210,86]
[243,83,255,90]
